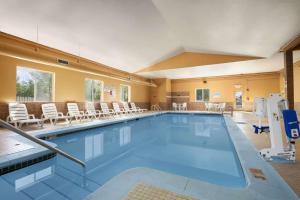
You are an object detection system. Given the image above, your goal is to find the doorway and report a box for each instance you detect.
[235,91,243,109]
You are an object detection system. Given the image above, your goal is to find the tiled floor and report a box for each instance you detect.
[125,183,198,200]
[232,112,300,196]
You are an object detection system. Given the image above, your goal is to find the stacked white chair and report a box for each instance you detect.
[172,102,177,111]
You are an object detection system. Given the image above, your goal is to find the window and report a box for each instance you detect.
[16,67,53,102]
[120,84,131,102]
[85,79,103,102]
[195,88,210,102]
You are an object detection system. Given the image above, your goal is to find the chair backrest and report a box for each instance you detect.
[129,102,138,111]
[67,103,80,116]
[182,102,187,108]
[112,102,121,112]
[220,103,226,110]
[100,102,110,114]
[208,103,214,109]
[42,103,58,118]
[122,102,130,111]
[8,103,29,121]
[85,102,96,115]
[204,102,209,109]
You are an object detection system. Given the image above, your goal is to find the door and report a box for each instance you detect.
[235,91,243,109]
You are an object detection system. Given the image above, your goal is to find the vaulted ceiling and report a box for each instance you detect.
[1,0,300,79]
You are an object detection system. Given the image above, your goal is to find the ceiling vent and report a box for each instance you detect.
[57,59,69,65]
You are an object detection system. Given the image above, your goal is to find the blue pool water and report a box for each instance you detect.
[0,114,246,200]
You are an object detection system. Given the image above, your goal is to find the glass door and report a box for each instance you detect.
[235,91,243,109]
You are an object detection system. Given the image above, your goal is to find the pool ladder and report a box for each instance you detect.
[0,120,86,168]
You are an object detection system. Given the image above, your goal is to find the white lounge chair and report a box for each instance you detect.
[219,102,226,113]
[42,103,72,125]
[122,102,136,113]
[112,102,127,115]
[100,103,115,117]
[7,103,43,128]
[130,102,147,113]
[182,102,187,111]
[204,102,209,111]
[85,102,102,119]
[172,102,177,111]
[67,103,95,121]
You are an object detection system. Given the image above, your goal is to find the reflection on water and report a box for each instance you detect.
[119,126,131,146]
[85,133,104,161]
[15,166,54,191]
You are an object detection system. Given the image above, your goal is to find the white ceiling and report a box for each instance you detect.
[0,0,300,77]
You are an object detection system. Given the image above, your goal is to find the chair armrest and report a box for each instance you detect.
[28,114,36,119]
[6,116,12,123]
[95,110,102,114]
[41,114,46,119]
[57,112,64,117]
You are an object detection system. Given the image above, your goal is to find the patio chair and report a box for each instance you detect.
[219,103,226,113]
[85,102,102,119]
[42,103,72,125]
[182,102,187,111]
[172,102,178,111]
[122,102,136,113]
[67,103,94,122]
[130,102,147,113]
[7,103,44,128]
[100,102,116,117]
[112,102,127,115]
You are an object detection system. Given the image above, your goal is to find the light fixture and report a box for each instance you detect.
[234,84,242,89]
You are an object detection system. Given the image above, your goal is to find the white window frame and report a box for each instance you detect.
[85,79,104,102]
[16,66,55,102]
[120,84,131,102]
[195,88,210,102]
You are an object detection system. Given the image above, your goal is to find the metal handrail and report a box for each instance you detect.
[0,120,85,168]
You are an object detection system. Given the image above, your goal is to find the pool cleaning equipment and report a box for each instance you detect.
[257,94,300,161]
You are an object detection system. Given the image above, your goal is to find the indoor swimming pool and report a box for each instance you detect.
[0,113,246,200]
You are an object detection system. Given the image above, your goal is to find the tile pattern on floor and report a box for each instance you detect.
[125,183,198,200]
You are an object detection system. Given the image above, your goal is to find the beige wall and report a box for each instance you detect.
[171,73,280,110]
[0,55,150,103]
[150,78,170,104]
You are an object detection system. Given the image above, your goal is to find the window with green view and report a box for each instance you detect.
[85,79,103,102]
[120,85,130,102]
[16,67,53,102]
